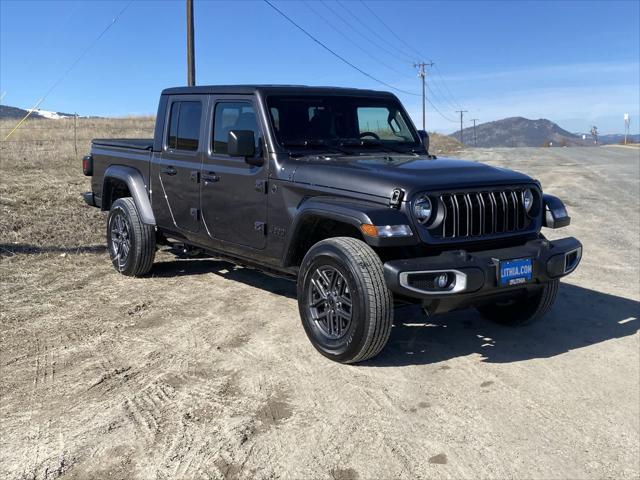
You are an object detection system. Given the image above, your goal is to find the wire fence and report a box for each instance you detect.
[0,119,155,156]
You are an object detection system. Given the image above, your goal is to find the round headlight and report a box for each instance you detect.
[414,196,432,223]
[523,188,534,213]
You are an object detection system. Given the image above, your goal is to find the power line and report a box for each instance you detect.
[356,1,464,116]
[314,1,458,124]
[319,0,414,69]
[433,63,463,110]
[262,0,420,97]
[358,0,464,110]
[425,83,458,122]
[3,0,135,140]
[333,0,415,64]
[303,1,413,81]
[264,1,457,125]
[359,0,424,60]
[426,69,460,112]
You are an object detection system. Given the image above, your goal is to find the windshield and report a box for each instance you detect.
[266,95,421,153]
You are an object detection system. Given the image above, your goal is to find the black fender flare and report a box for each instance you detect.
[102,165,155,225]
[282,197,418,267]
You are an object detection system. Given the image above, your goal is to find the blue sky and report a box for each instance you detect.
[1,0,638,134]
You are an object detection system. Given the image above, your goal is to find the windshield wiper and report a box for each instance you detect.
[281,139,353,156]
[337,138,417,155]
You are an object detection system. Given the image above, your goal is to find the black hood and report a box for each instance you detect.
[290,154,535,199]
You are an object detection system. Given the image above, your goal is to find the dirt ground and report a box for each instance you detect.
[1,126,639,480]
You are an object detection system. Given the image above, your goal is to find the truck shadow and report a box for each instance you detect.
[152,259,638,366]
[366,283,639,366]
[150,258,298,299]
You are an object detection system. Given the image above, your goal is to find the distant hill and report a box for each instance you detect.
[0,104,78,120]
[0,105,33,120]
[450,117,591,147]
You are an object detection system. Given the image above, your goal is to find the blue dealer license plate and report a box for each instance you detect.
[499,258,533,286]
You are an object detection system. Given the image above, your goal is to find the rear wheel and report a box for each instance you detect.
[107,197,156,276]
[476,279,559,326]
[297,237,393,363]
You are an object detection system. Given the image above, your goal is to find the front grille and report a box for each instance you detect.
[435,188,532,239]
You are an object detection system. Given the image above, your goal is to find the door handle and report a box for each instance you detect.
[202,172,220,184]
[161,166,177,176]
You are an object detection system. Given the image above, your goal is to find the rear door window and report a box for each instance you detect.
[167,101,202,151]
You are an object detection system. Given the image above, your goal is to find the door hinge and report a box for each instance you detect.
[254,221,266,235]
[255,179,268,194]
[190,171,200,183]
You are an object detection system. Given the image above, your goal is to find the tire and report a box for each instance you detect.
[106,197,156,276]
[297,237,393,364]
[476,279,559,326]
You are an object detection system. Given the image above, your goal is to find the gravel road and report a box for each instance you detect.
[1,146,638,480]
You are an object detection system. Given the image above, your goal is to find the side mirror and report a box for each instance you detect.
[417,129,429,153]
[228,130,260,165]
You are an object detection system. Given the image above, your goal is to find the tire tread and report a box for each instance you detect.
[303,237,393,363]
[108,197,155,276]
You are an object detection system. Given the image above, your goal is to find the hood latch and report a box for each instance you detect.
[389,188,405,209]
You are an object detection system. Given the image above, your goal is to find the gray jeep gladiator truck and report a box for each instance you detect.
[82,85,582,363]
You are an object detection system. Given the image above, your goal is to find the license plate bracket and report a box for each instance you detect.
[499,257,533,286]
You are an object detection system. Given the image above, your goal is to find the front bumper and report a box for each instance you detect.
[384,237,582,302]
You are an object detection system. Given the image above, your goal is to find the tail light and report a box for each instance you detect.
[82,154,93,176]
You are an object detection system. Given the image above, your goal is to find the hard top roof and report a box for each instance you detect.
[161,84,396,97]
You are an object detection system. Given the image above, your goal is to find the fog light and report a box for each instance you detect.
[435,273,449,288]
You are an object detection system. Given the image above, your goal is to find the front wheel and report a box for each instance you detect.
[476,279,559,326]
[297,237,393,364]
[107,197,156,276]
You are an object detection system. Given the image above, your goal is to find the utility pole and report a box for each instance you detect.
[471,118,479,147]
[624,113,630,145]
[456,110,468,144]
[414,61,434,131]
[186,0,196,86]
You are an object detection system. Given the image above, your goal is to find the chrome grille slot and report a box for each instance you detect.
[436,188,531,239]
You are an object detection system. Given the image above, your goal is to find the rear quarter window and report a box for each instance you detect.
[167,101,202,151]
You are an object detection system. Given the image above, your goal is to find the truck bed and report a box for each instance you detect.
[91,138,153,150]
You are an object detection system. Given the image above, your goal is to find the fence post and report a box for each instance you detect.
[74,113,78,155]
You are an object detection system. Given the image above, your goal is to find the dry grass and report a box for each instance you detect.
[0,117,155,252]
[429,132,464,155]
